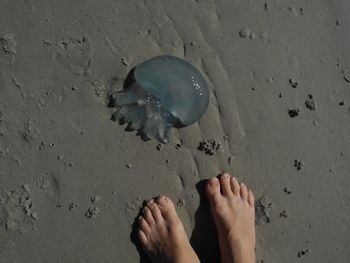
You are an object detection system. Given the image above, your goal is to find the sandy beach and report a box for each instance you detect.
[0,0,349,262]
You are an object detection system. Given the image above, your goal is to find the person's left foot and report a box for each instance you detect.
[137,196,200,263]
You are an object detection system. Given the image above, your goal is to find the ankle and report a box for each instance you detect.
[171,245,200,263]
[228,228,255,245]
[229,239,255,263]
[227,234,255,262]
[233,249,255,263]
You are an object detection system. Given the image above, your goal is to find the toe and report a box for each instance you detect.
[206,177,222,203]
[138,229,148,246]
[240,182,248,201]
[155,196,179,223]
[138,216,151,235]
[143,206,155,226]
[248,189,255,207]
[231,177,240,195]
[230,177,237,194]
[219,173,233,196]
[147,199,163,223]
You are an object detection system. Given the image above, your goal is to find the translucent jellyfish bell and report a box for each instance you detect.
[110,55,209,143]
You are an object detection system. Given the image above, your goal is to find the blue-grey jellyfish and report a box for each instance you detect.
[110,55,209,143]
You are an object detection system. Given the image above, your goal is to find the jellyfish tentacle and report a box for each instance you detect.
[112,105,130,121]
[156,122,172,144]
[112,103,148,129]
[123,105,146,123]
[156,123,166,142]
[110,90,140,107]
[129,118,144,130]
[163,125,172,141]
[110,82,182,143]
[143,118,157,135]
[145,102,157,119]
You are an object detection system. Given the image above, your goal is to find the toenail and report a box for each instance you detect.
[222,173,229,178]
[209,178,218,186]
[158,196,167,204]
[148,199,154,204]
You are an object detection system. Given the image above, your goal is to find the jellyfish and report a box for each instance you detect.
[110,55,209,143]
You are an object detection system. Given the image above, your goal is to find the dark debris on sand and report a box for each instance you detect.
[69,202,78,211]
[297,249,310,258]
[280,210,288,218]
[283,187,292,194]
[85,206,99,219]
[156,144,163,151]
[294,159,303,171]
[288,108,300,118]
[305,94,316,110]
[198,139,220,155]
[289,78,299,88]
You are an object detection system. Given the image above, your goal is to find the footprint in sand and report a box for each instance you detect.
[0,33,17,65]
[54,36,93,76]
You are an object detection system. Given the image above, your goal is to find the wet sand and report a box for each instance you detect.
[0,0,349,262]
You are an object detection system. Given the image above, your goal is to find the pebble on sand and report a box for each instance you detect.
[31,212,38,220]
[283,187,292,194]
[239,28,250,38]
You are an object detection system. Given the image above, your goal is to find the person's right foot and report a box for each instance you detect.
[206,173,256,263]
[137,196,200,263]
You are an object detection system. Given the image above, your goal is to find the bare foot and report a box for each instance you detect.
[206,173,256,263]
[137,196,200,263]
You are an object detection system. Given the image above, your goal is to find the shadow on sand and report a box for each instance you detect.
[130,200,152,263]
